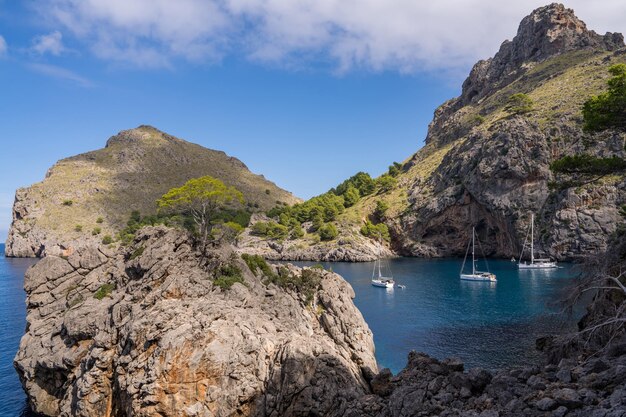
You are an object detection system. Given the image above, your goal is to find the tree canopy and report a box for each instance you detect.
[583,64,626,132]
[157,176,244,249]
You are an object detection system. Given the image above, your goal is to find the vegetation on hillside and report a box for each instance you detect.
[551,64,626,186]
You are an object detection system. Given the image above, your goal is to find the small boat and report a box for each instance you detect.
[371,242,395,288]
[518,214,557,269]
[460,227,497,282]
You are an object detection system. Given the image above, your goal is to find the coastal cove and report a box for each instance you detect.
[1,240,580,416]
[291,258,581,373]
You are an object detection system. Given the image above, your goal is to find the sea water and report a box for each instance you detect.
[0,246,578,416]
[0,244,38,416]
[292,258,580,373]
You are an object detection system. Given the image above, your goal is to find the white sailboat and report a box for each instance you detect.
[460,227,497,282]
[371,248,395,288]
[518,214,557,269]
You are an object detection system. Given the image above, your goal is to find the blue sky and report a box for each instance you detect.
[1,1,625,241]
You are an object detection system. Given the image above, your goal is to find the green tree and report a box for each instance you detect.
[343,185,360,207]
[376,174,397,193]
[374,200,389,219]
[550,64,626,188]
[318,223,338,241]
[506,93,534,115]
[583,64,626,132]
[157,176,244,250]
[387,162,403,177]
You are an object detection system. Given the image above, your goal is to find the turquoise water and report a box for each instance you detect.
[0,244,39,416]
[292,258,580,373]
[0,246,578,415]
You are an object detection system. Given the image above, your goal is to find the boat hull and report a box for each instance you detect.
[460,273,497,282]
[372,278,394,288]
[518,262,557,269]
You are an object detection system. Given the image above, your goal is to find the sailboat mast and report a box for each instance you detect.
[531,214,534,265]
[472,227,476,275]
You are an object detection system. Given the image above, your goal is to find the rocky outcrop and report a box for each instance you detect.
[428,3,624,145]
[398,118,626,259]
[15,226,376,416]
[384,4,626,261]
[339,349,626,417]
[5,126,300,258]
[236,215,395,262]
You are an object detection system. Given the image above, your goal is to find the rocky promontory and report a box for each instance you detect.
[15,226,376,416]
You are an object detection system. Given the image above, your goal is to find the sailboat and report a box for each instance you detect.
[518,214,557,269]
[460,227,497,282]
[371,243,395,288]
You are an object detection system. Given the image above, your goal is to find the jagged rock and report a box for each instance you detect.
[15,226,376,416]
[391,4,626,261]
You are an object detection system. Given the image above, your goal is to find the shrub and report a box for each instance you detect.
[94,283,115,300]
[129,246,144,260]
[376,174,397,193]
[583,64,626,132]
[92,227,102,236]
[214,263,244,289]
[290,225,305,239]
[251,221,289,239]
[102,235,113,245]
[374,200,389,219]
[387,162,403,177]
[241,254,276,280]
[334,172,376,197]
[318,223,338,241]
[506,93,534,115]
[360,221,390,241]
[342,185,360,207]
[74,225,83,232]
[265,189,271,195]
[96,217,104,224]
[62,200,74,206]
[266,266,322,305]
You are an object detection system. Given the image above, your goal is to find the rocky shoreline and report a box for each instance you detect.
[14,225,626,416]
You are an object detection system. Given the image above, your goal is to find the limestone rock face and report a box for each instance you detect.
[387,4,626,261]
[458,3,623,120]
[15,226,376,416]
[398,117,626,259]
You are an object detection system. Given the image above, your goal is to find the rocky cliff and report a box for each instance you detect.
[325,3,626,261]
[5,126,300,258]
[15,226,376,416]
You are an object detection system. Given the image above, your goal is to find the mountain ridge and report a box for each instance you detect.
[5,125,300,257]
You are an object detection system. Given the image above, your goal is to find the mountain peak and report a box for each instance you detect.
[105,125,180,148]
[459,3,624,106]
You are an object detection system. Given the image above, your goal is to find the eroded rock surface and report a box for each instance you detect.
[15,226,376,416]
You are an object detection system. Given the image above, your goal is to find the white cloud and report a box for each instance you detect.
[0,35,7,56]
[35,0,626,73]
[27,62,94,87]
[31,31,66,55]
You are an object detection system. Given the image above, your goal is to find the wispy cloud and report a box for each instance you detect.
[0,35,7,56]
[33,1,626,73]
[27,62,94,87]
[31,31,66,55]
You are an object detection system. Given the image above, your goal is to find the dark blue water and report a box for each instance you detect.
[0,244,39,416]
[293,258,580,374]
